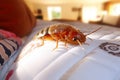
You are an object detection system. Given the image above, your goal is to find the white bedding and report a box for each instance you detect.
[6,20,120,80]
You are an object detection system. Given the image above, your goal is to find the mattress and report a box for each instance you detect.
[6,20,120,80]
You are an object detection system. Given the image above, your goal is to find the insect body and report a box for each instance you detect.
[34,23,101,49]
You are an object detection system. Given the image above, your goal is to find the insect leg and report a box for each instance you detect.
[59,34,68,48]
[56,40,59,48]
[53,40,59,50]
[64,35,68,48]
[59,34,64,40]
[40,37,44,46]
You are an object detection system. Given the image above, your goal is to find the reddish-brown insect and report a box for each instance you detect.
[34,23,101,49]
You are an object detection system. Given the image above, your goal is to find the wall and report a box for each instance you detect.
[25,1,104,23]
[33,3,82,21]
[34,3,104,23]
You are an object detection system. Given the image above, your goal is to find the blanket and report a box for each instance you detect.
[5,20,120,80]
[0,29,22,79]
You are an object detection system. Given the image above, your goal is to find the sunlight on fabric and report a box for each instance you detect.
[18,39,67,61]
[18,40,48,61]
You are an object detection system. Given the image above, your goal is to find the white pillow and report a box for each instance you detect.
[102,15,119,26]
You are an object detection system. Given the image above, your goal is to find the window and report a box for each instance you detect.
[47,6,61,20]
[110,3,120,16]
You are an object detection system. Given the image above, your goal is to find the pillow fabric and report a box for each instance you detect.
[102,15,119,26]
[0,30,16,39]
[0,0,36,37]
[0,29,22,70]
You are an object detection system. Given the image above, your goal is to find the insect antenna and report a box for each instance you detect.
[85,27,102,36]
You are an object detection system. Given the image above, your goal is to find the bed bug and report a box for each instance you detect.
[33,23,101,49]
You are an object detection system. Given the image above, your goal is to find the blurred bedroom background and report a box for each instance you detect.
[24,0,120,23]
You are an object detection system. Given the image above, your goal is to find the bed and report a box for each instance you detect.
[1,20,120,80]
